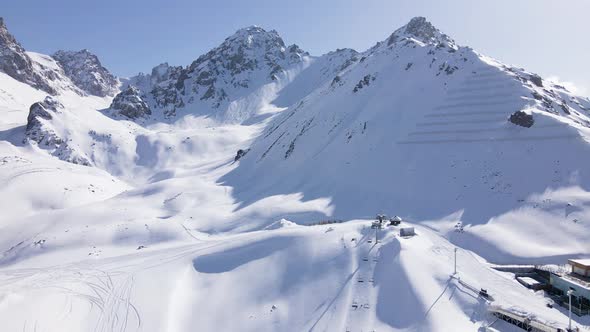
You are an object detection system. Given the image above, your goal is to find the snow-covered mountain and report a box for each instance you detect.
[113,26,357,123]
[0,18,133,174]
[0,18,119,98]
[0,17,57,94]
[52,49,119,97]
[224,16,590,260]
[1,15,590,332]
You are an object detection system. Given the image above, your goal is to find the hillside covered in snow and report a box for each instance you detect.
[224,16,590,264]
[0,15,589,332]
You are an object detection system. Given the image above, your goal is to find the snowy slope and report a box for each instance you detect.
[225,17,590,263]
[0,220,584,332]
[0,75,131,237]
[1,15,590,332]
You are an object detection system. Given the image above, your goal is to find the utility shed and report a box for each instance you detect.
[390,216,402,226]
[569,259,590,277]
[400,227,415,237]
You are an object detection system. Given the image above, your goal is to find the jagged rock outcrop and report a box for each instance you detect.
[110,86,151,119]
[504,67,590,125]
[25,96,91,165]
[234,148,250,162]
[150,62,183,86]
[181,26,308,104]
[529,74,543,87]
[0,18,56,94]
[148,63,184,117]
[0,18,118,97]
[26,96,61,133]
[52,49,119,97]
[122,26,310,120]
[509,110,534,128]
[387,16,456,50]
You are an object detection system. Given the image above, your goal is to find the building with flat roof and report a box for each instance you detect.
[569,259,590,278]
[548,259,590,316]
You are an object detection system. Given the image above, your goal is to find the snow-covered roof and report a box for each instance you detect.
[569,259,590,267]
[517,277,542,286]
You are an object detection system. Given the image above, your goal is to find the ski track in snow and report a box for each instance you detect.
[1,16,590,332]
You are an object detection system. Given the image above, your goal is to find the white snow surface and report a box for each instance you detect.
[1,17,590,332]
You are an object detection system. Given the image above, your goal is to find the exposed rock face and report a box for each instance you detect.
[150,62,183,86]
[182,25,308,100]
[353,74,376,93]
[509,110,534,128]
[26,96,61,132]
[122,26,309,119]
[0,18,56,94]
[529,74,543,88]
[25,96,91,165]
[234,148,250,162]
[52,49,119,97]
[387,16,456,49]
[110,86,151,119]
[507,67,585,121]
[149,63,184,117]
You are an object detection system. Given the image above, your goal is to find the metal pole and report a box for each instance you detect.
[454,248,457,275]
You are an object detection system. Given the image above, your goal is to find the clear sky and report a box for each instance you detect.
[2,0,589,95]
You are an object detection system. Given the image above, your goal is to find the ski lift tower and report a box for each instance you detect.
[374,214,387,243]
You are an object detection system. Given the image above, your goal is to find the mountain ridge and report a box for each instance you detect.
[0,17,57,94]
[222,17,590,248]
[1,16,590,332]
[0,17,118,97]
[116,25,314,121]
[52,49,119,97]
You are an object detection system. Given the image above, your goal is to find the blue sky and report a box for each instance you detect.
[2,0,589,94]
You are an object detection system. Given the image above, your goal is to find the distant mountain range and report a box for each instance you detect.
[0,18,119,97]
[1,16,590,331]
[1,15,590,228]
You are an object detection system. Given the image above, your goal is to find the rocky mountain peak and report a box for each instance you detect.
[0,17,56,94]
[225,26,284,49]
[387,16,456,49]
[120,25,311,119]
[52,49,119,97]
[188,25,308,75]
[0,17,16,44]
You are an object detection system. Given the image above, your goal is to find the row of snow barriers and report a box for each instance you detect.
[488,306,564,332]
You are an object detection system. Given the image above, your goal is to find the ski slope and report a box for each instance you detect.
[225,20,590,265]
[1,220,585,331]
[0,16,590,331]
